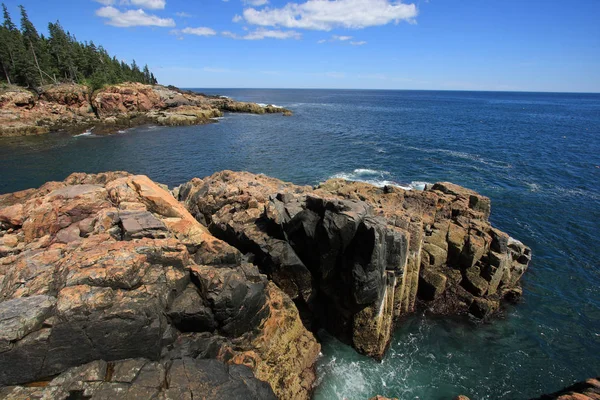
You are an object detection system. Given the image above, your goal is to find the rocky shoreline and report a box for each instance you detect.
[0,170,589,399]
[0,82,292,137]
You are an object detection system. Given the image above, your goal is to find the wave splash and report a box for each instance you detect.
[330,169,429,191]
[73,129,93,137]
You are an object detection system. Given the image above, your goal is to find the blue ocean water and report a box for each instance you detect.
[1,89,599,399]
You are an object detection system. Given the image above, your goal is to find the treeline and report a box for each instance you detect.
[0,4,157,90]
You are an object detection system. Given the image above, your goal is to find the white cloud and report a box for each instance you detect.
[245,28,300,39]
[232,14,243,22]
[222,31,238,38]
[317,39,326,43]
[96,6,176,27]
[243,0,417,31]
[332,35,352,41]
[175,12,192,17]
[350,40,366,45]
[94,0,166,9]
[130,0,166,9]
[244,0,269,5]
[222,28,301,40]
[181,26,217,36]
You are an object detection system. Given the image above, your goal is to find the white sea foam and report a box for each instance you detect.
[219,95,230,99]
[409,181,430,191]
[74,129,93,137]
[257,103,283,108]
[330,169,429,191]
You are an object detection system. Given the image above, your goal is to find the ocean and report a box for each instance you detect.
[1,89,599,399]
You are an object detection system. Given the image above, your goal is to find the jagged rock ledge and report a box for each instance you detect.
[0,82,292,137]
[451,377,600,400]
[0,171,531,399]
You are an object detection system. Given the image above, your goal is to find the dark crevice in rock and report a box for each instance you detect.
[104,362,115,382]
[66,390,92,400]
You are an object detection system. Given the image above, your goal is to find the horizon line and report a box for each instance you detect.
[179,86,600,95]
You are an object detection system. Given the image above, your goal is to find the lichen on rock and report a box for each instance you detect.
[0,171,319,399]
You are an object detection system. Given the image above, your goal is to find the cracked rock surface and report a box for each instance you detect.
[0,171,318,399]
[178,171,531,360]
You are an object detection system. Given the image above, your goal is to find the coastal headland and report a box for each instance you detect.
[0,82,292,137]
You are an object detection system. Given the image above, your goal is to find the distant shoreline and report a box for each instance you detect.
[182,87,600,95]
[0,82,292,137]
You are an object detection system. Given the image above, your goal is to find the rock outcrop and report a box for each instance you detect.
[531,377,600,400]
[0,170,532,398]
[0,83,293,137]
[0,172,318,399]
[177,171,531,359]
[0,358,276,399]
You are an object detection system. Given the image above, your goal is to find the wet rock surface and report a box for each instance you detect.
[0,83,293,137]
[531,377,600,400]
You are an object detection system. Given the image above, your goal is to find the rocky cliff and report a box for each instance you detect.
[0,83,292,137]
[0,172,317,399]
[0,171,531,398]
[177,171,531,360]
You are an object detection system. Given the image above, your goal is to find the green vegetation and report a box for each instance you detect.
[0,4,157,90]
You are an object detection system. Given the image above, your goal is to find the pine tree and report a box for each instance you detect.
[0,4,18,84]
[19,5,45,86]
[142,64,151,84]
[48,21,75,81]
[0,5,158,88]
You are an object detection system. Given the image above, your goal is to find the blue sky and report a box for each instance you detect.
[4,0,600,92]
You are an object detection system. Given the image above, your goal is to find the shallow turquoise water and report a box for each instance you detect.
[1,89,599,399]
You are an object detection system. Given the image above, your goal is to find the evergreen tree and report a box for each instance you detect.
[143,64,151,84]
[0,5,158,88]
[0,3,18,84]
[19,5,44,86]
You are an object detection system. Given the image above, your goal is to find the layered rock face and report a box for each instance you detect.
[0,358,276,399]
[178,171,531,359]
[0,84,96,136]
[0,83,292,137]
[0,172,318,399]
